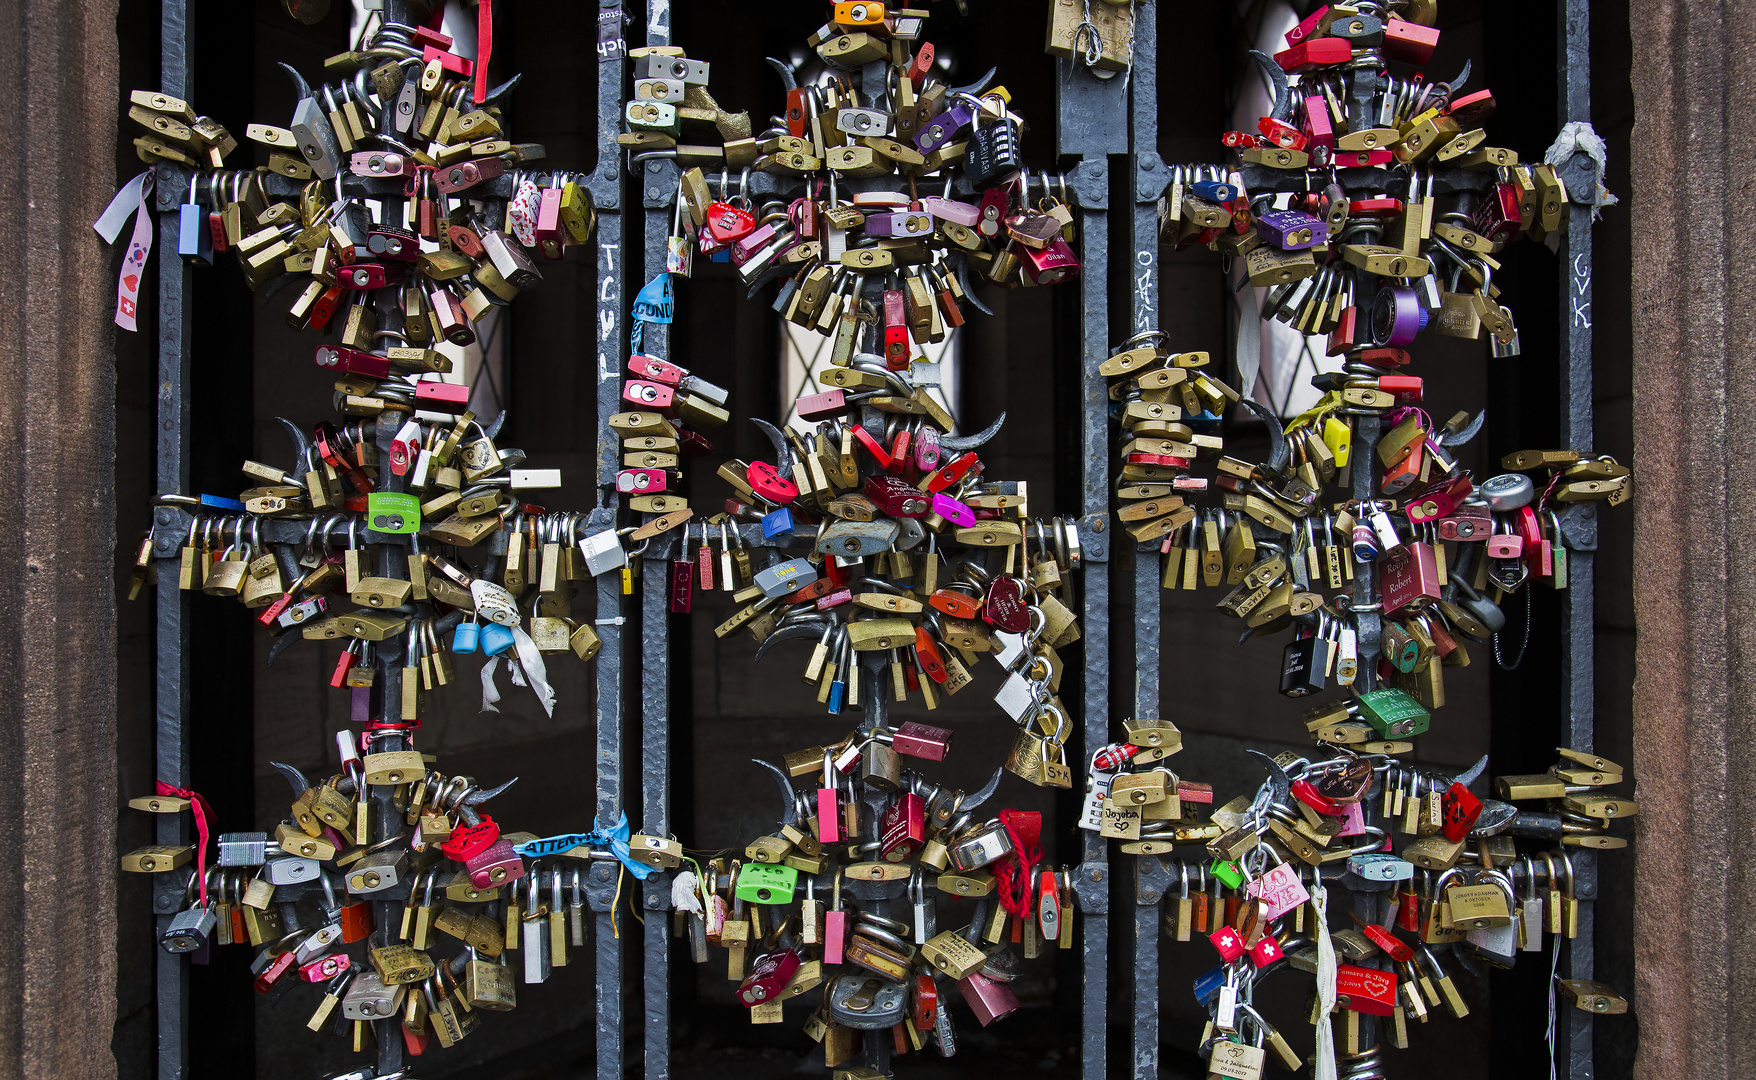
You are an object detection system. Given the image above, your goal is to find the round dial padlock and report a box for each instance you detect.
[1480,472,1536,511]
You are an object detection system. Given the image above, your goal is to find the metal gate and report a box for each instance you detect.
[144,2,1605,1078]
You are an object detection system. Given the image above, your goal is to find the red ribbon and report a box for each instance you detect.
[156,782,215,907]
[992,809,1042,922]
[474,0,492,104]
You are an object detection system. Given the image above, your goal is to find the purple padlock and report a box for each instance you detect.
[1372,285,1428,347]
[1254,208,1328,250]
[914,102,973,154]
[863,211,934,238]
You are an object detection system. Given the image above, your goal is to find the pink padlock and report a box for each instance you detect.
[627,353,684,386]
[930,492,975,527]
[920,196,981,227]
[464,836,526,890]
[1486,533,1523,559]
[623,380,676,412]
[414,380,470,412]
[958,971,1020,1026]
[617,468,669,494]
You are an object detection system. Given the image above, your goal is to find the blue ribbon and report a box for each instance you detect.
[513,812,653,879]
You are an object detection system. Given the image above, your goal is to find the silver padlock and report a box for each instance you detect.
[342,971,401,1020]
[264,855,320,885]
[579,528,627,576]
[161,905,217,953]
[217,832,269,866]
[948,821,1012,872]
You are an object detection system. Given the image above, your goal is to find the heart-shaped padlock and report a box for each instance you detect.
[705,201,756,243]
[747,460,798,505]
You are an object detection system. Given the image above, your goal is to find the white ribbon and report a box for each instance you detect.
[1311,883,1338,1080]
[479,656,503,713]
[510,625,556,716]
[671,870,701,915]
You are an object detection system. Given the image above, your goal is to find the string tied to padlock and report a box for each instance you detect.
[155,781,215,907]
[992,808,1043,922]
[402,162,436,199]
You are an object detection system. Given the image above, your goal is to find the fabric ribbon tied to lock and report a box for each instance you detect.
[992,809,1043,921]
[512,812,654,879]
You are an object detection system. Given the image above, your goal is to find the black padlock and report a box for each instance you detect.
[1279,635,1327,697]
[965,96,1023,189]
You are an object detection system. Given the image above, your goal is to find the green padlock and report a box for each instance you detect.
[734,862,798,905]
[1356,687,1431,738]
[1209,858,1245,890]
[367,491,420,535]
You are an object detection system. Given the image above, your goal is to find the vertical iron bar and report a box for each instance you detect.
[1127,7,1163,1077]
[590,5,630,1076]
[1077,173,1110,1080]
[155,2,192,1077]
[1557,4,1595,1078]
[640,1,674,1064]
[1055,35,1127,1080]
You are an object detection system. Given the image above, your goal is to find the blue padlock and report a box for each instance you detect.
[452,618,479,654]
[480,621,516,656]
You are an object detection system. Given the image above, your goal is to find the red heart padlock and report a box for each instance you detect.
[705,202,756,243]
[1441,781,1483,842]
[982,575,1030,633]
[440,815,499,862]
[746,461,798,505]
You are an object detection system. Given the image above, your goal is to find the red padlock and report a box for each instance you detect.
[1248,935,1284,969]
[299,953,352,983]
[1291,779,1343,816]
[927,589,980,620]
[922,451,980,493]
[1258,117,1307,150]
[893,720,953,761]
[880,792,926,862]
[1335,964,1398,1016]
[912,628,947,684]
[1383,17,1441,65]
[912,972,939,1031]
[441,816,500,862]
[738,947,802,1005]
[1275,37,1351,73]
[1359,922,1414,963]
[705,201,757,244]
[1441,781,1483,843]
[864,475,930,517]
[1209,926,1247,962]
[623,380,676,413]
[982,575,1030,633]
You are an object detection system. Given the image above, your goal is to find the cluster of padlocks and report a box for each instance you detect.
[118,1,1637,1077]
